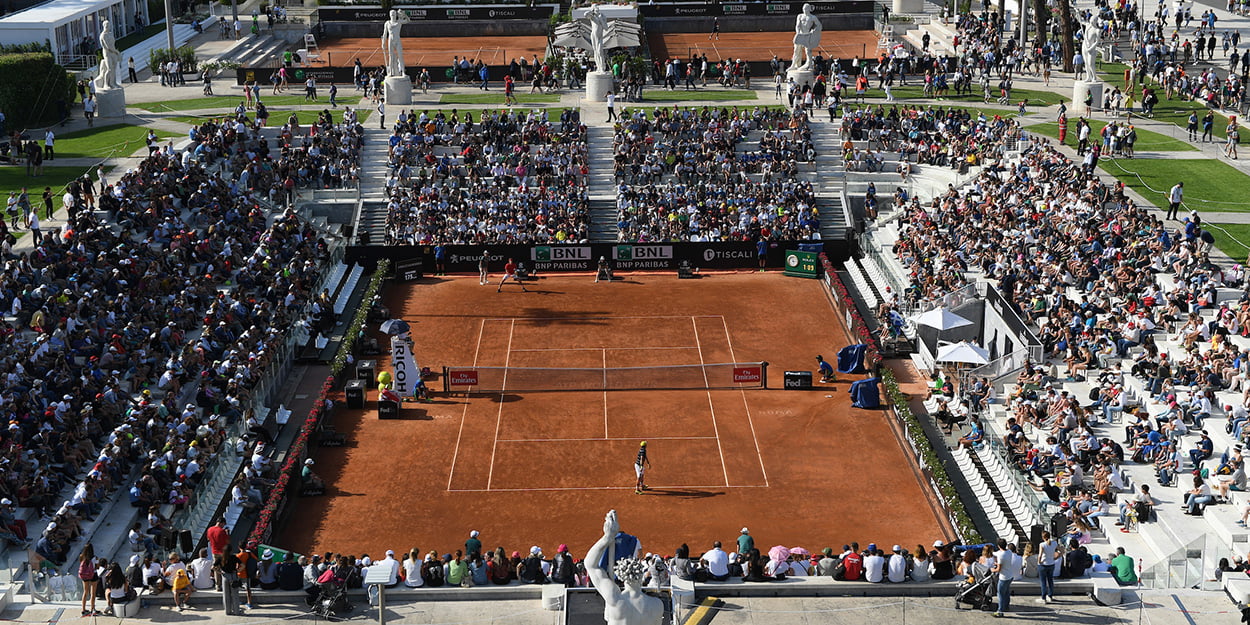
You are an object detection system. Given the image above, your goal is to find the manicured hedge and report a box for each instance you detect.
[0,53,77,127]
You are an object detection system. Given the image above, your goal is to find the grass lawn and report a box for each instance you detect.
[0,166,102,213]
[134,95,319,112]
[1095,62,1242,143]
[886,85,1068,107]
[117,23,165,51]
[1028,120,1196,151]
[55,124,178,159]
[438,93,560,105]
[642,88,757,102]
[1207,223,1250,260]
[1102,158,1250,212]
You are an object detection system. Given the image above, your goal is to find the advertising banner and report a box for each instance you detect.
[320,5,557,21]
[732,365,763,384]
[390,336,419,397]
[638,1,875,17]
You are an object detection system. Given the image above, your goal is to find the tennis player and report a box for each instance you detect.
[635,441,651,494]
[595,256,612,283]
[497,258,529,293]
[478,250,489,285]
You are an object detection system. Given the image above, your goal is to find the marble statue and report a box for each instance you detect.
[586,510,663,625]
[552,8,642,73]
[94,20,121,91]
[381,9,409,78]
[1081,17,1102,83]
[791,4,822,71]
[588,5,610,74]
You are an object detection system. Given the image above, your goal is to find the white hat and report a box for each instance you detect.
[530,546,541,555]
[262,549,274,561]
[741,527,749,534]
[386,549,395,556]
[304,459,314,465]
[933,540,944,548]
[0,498,11,505]
[470,530,479,538]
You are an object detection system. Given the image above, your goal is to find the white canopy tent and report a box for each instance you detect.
[0,0,151,67]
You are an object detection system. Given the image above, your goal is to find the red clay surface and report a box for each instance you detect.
[648,30,881,63]
[283,272,949,559]
[313,36,549,70]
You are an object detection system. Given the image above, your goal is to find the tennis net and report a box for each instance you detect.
[441,362,768,393]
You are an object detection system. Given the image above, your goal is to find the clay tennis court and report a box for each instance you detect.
[312,36,548,70]
[648,30,881,63]
[283,272,950,558]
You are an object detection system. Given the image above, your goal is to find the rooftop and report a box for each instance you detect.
[0,0,118,26]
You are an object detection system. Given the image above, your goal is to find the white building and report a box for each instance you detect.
[0,0,151,66]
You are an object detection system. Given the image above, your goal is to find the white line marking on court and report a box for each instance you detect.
[485,319,515,490]
[496,436,719,443]
[450,485,770,493]
[507,347,699,352]
[720,316,769,488]
[692,317,730,488]
[603,348,609,439]
[447,318,488,490]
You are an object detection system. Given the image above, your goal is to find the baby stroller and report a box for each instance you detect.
[953,564,995,611]
[308,581,352,618]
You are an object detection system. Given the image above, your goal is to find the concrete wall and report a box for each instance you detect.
[323,19,549,38]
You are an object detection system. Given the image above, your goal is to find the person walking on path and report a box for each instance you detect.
[1227,118,1240,159]
[635,441,651,494]
[606,91,617,122]
[1168,182,1184,220]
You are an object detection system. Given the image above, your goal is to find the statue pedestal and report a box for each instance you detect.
[892,0,924,13]
[585,71,614,103]
[1072,80,1103,112]
[384,75,412,105]
[786,67,815,89]
[94,88,125,118]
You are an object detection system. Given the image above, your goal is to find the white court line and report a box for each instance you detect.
[603,348,609,439]
[692,316,730,488]
[446,318,487,490]
[507,346,699,352]
[485,319,516,490]
[496,436,719,443]
[720,316,769,488]
[448,484,770,493]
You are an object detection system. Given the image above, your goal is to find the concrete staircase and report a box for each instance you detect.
[354,127,393,245]
[585,124,617,242]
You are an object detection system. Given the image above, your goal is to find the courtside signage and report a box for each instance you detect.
[783,250,819,279]
[733,366,763,384]
[448,369,479,387]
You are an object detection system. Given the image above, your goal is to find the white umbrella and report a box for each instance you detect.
[912,308,973,331]
[936,342,990,365]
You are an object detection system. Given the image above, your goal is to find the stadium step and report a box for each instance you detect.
[588,197,618,243]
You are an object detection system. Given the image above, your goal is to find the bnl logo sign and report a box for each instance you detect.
[532,246,591,261]
[615,245,673,261]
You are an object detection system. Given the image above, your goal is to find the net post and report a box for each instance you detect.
[443,366,449,394]
[760,361,769,389]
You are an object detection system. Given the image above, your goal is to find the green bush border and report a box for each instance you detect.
[248,259,390,547]
[331,259,390,377]
[879,366,981,543]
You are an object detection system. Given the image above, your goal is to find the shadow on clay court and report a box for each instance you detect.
[508,309,614,325]
[643,488,724,499]
[488,394,523,403]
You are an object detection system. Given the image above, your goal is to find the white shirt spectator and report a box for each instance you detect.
[864,554,886,582]
[701,547,729,577]
[887,553,907,582]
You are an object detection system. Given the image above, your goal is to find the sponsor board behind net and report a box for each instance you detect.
[733,365,763,384]
[448,369,479,387]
